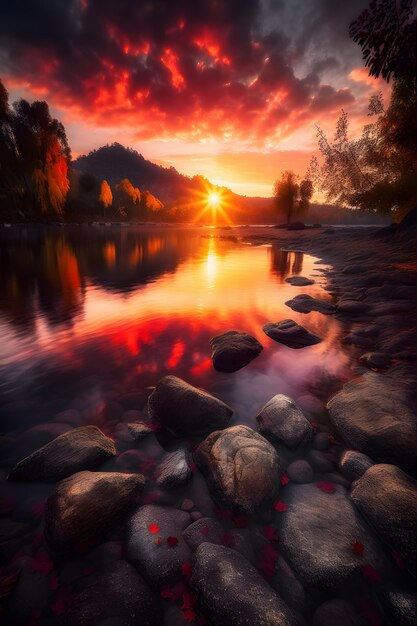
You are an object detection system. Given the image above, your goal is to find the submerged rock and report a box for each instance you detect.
[210,330,263,372]
[8,425,116,482]
[377,586,417,626]
[327,367,417,475]
[313,599,366,626]
[263,319,321,348]
[285,294,335,315]
[148,375,233,436]
[285,276,315,286]
[351,464,417,577]
[287,460,314,484]
[155,449,192,489]
[45,471,144,553]
[64,560,162,626]
[256,395,313,450]
[190,543,300,626]
[126,505,192,584]
[195,425,279,513]
[338,450,374,481]
[337,300,368,314]
[279,483,389,589]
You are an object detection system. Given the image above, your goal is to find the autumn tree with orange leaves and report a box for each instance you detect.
[98,180,113,217]
[0,78,71,215]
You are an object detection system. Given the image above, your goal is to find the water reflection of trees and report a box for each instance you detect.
[0,228,203,332]
[270,248,304,282]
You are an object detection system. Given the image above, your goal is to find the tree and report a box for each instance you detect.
[273,171,313,225]
[310,0,417,221]
[98,180,113,218]
[141,189,164,213]
[114,178,141,217]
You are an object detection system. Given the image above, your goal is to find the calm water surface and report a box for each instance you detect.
[0,226,352,431]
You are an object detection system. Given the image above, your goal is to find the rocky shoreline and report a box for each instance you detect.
[1,225,417,625]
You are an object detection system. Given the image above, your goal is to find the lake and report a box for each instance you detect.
[0,226,352,430]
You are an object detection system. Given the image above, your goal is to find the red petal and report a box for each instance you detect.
[232,514,248,528]
[316,481,336,494]
[273,500,288,512]
[147,523,161,534]
[362,564,382,582]
[281,474,289,486]
[153,536,163,546]
[352,540,365,556]
[200,526,209,537]
[219,532,234,547]
[262,526,279,542]
[161,585,176,600]
[182,607,197,622]
[29,553,54,575]
[167,536,179,547]
[182,561,192,579]
[390,550,406,569]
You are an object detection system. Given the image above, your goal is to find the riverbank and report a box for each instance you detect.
[1,224,416,625]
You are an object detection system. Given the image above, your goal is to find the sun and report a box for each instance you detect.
[208,192,220,208]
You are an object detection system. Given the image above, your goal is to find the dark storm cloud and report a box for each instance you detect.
[0,0,363,142]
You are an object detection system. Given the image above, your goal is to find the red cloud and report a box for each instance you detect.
[0,0,357,145]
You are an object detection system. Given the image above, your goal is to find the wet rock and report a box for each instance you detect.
[306,450,336,473]
[256,395,313,450]
[182,516,224,550]
[65,560,162,626]
[155,449,191,489]
[377,586,417,626]
[342,333,373,348]
[195,425,279,513]
[120,409,145,423]
[351,464,417,576]
[338,450,374,481]
[8,425,117,482]
[181,498,194,511]
[287,221,306,230]
[342,265,363,275]
[190,543,300,626]
[359,352,391,369]
[312,433,330,451]
[287,460,314,484]
[285,276,315,286]
[337,300,368,314]
[285,294,335,315]
[313,599,366,626]
[115,421,153,446]
[45,471,144,553]
[210,330,263,372]
[17,422,72,457]
[280,483,389,589]
[126,505,192,585]
[263,319,321,348]
[272,554,307,612]
[0,519,32,562]
[52,408,83,426]
[148,375,233,436]
[328,367,417,475]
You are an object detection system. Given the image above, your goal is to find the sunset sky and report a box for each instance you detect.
[0,0,389,196]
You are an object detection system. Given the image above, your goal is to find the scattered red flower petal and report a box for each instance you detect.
[161,585,176,600]
[167,536,179,547]
[355,594,382,626]
[262,526,279,542]
[232,514,248,528]
[316,481,336,494]
[219,532,234,547]
[273,500,288,512]
[29,553,54,575]
[182,561,192,579]
[281,474,289,486]
[390,550,406,569]
[362,564,382,582]
[161,582,186,601]
[148,523,161,534]
[188,462,197,474]
[153,536,163,546]
[183,607,197,622]
[200,526,209,537]
[51,587,70,616]
[351,540,365,556]
[256,544,278,580]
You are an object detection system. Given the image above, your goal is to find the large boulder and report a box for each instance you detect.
[256,395,313,450]
[285,276,315,286]
[148,376,233,436]
[285,294,335,315]
[195,425,280,513]
[8,425,116,482]
[327,367,417,476]
[64,560,162,626]
[279,483,389,590]
[45,471,144,553]
[263,319,321,348]
[210,330,263,372]
[351,464,417,577]
[190,543,300,626]
[126,505,192,585]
